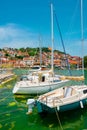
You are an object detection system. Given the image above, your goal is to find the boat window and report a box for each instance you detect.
[83,89,87,94]
[42,76,45,82]
[20,75,28,81]
[32,67,40,69]
[53,79,61,82]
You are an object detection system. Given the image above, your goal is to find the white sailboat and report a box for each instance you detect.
[12,4,69,95]
[27,1,87,114]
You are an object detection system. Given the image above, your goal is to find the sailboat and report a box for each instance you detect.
[12,4,69,95]
[13,69,70,95]
[26,1,87,114]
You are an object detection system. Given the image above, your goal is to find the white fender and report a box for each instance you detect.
[57,106,60,111]
[80,101,84,108]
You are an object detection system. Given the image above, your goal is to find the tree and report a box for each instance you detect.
[5,53,10,57]
[19,48,25,52]
[84,56,87,68]
[15,54,24,59]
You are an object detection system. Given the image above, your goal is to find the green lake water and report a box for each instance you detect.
[0,69,87,130]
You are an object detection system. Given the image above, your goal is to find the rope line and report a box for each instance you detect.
[55,108,63,130]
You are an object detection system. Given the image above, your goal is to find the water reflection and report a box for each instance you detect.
[0,69,87,130]
[14,94,87,130]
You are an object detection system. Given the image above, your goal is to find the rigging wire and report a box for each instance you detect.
[67,0,79,36]
[54,10,72,76]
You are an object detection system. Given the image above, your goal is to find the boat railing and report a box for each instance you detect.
[52,97,64,106]
[44,96,63,106]
[43,92,82,107]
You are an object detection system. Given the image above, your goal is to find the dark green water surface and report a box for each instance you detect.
[0,69,87,130]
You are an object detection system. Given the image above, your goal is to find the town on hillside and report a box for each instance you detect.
[0,47,82,69]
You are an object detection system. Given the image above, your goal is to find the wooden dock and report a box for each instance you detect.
[0,72,15,83]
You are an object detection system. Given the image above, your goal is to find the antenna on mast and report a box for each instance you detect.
[81,0,84,82]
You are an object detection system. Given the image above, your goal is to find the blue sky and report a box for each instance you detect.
[0,0,87,56]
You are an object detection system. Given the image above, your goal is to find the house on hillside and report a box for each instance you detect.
[23,56,35,66]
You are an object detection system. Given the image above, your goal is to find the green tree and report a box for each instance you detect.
[27,48,38,56]
[5,53,10,57]
[19,48,25,52]
[84,56,87,68]
[15,54,24,59]
[42,47,51,52]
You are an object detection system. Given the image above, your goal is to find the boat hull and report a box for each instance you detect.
[36,98,87,113]
[12,80,69,95]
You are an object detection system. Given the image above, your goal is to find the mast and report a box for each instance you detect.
[39,34,42,67]
[81,0,84,80]
[51,3,54,72]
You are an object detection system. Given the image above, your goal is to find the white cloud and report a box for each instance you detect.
[0,23,39,48]
[0,23,87,56]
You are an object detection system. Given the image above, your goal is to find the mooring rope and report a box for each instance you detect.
[55,108,63,130]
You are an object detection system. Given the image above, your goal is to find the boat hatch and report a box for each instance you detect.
[83,89,87,94]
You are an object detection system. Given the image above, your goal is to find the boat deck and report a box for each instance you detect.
[15,78,66,88]
[38,86,85,108]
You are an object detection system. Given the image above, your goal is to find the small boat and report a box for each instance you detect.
[27,85,87,114]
